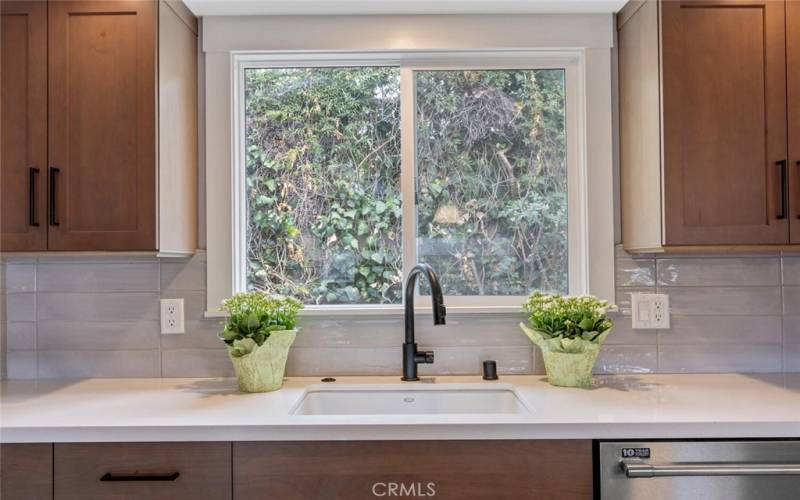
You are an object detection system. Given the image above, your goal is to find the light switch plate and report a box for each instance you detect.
[160,298,185,334]
[631,293,670,329]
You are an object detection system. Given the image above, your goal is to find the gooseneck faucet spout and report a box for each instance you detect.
[402,263,446,381]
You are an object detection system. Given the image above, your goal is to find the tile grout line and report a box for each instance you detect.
[158,258,164,377]
[34,259,39,380]
[780,253,786,372]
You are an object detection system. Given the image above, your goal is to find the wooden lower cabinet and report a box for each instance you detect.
[53,442,232,500]
[234,440,593,500]
[0,443,53,500]
[2,440,593,499]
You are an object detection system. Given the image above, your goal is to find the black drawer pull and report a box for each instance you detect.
[48,167,60,226]
[777,160,788,220]
[29,167,40,227]
[100,472,180,482]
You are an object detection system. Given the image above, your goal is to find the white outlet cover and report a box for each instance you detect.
[160,298,185,334]
[631,293,670,329]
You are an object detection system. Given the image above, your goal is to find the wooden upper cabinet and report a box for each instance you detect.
[619,0,794,251]
[1,1,47,251]
[789,0,800,243]
[48,0,157,251]
[1,0,196,254]
[662,0,788,246]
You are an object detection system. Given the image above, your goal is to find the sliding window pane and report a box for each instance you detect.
[245,67,402,304]
[415,69,568,295]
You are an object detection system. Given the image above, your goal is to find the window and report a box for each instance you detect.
[244,67,403,305]
[415,69,568,297]
[232,52,594,311]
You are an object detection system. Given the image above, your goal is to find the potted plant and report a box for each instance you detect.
[219,292,303,393]
[519,292,614,388]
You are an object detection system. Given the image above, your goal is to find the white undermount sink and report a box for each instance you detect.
[291,384,531,415]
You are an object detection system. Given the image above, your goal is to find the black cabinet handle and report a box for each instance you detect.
[29,167,40,227]
[100,472,180,482]
[797,161,800,220]
[48,167,60,226]
[777,160,788,220]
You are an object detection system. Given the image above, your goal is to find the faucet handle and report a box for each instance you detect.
[415,350,435,364]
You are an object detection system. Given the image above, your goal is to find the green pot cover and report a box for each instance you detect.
[228,329,296,393]
[539,348,599,388]
[519,323,610,388]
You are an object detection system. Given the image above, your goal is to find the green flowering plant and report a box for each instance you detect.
[520,292,614,354]
[218,292,303,357]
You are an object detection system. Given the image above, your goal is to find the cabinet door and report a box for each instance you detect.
[1,1,47,251]
[789,0,800,241]
[1,443,53,500]
[234,440,593,500]
[661,0,789,245]
[48,0,156,251]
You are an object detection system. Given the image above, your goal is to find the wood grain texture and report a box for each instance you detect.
[158,0,198,254]
[618,0,664,251]
[234,440,593,500]
[54,442,231,500]
[1,1,47,251]
[661,0,788,245]
[47,0,156,251]
[0,443,53,500]
[789,0,800,242]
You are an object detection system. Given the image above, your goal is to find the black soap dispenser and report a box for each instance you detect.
[482,360,498,380]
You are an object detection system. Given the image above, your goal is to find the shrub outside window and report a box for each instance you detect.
[235,55,583,309]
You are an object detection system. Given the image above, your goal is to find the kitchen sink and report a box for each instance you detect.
[291,384,531,415]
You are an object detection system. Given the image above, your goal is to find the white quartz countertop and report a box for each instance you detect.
[2,374,799,443]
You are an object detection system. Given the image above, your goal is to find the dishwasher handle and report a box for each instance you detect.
[622,461,800,478]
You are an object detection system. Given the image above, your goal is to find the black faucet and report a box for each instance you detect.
[402,263,446,381]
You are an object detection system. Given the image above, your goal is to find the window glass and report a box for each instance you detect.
[415,69,568,295]
[244,67,402,304]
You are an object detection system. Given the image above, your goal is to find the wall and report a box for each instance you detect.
[3,247,799,379]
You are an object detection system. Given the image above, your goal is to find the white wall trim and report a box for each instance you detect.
[202,14,614,53]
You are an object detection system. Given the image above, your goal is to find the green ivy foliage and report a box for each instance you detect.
[244,67,568,304]
[245,67,402,304]
[416,70,568,296]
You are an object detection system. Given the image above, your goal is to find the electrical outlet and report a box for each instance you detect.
[631,293,670,329]
[160,298,184,334]
[652,293,670,329]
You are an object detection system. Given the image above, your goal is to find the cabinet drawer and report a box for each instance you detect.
[54,442,231,500]
[1,443,53,500]
[234,440,592,500]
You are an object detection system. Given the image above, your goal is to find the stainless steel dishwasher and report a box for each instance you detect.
[599,441,800,499]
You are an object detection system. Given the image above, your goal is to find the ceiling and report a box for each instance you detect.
[183,0,628,17]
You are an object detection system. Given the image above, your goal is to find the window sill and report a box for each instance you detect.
[204,304,527,319]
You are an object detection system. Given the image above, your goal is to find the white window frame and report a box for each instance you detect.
[229,50,588,315]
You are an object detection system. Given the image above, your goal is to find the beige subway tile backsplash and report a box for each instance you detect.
[667,286,781,316]
[37,350,161,378]
[4,249,800,379]
[37,320,160,351]
[37,262,159,292]
[37,292,160,322]
[656,257,781,287]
